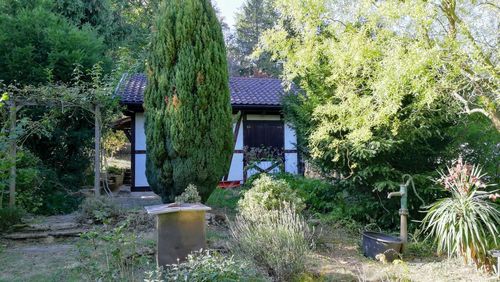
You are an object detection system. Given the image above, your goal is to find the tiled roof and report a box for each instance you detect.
[116,73,297,108]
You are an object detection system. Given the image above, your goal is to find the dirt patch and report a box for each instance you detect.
[308,223,494,281]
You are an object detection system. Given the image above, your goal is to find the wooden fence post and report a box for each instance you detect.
[94,104,101,196]
[8,99,17,207]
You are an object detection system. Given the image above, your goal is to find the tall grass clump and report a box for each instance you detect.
[422,158,500,271]
[232,201,312,281]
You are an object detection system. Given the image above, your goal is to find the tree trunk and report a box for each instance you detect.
[8,100,17,207]
[94,104,101,196]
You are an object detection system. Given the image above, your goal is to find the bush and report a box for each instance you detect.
[174,184,201,204]
[78,196,122,224]
[270,173,442,231]
[421,159,500,271]
[271,173,337,213]
[238,174,305,221]
[144,250,263,282]
[0,207,25,233]
[231,203,313,281]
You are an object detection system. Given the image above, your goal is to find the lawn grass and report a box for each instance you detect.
[206,187,243,213]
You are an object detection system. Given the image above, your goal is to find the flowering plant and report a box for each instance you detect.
[422,158,500,271]
[437,158,498,200]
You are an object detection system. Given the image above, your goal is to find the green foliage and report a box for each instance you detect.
[0,0,108,84]
[144,0,233,203]
[0,148,82,214]
[103,130,128,158]
[269,173,441,230]
[174,184,202,204]
[238,174,305,221]
[206,187,242,212]
[0,206,24,233]
[422,159,500,270]
[231,203,313,281]
[256,0,500,230]
[447,115,500,183]
[77,223,153,281]
[229,0,280,76]
[145,250,263,282]
[267,0,458,179]
[78,196,122,225]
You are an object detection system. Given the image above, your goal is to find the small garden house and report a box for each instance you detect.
[116,73,301,191]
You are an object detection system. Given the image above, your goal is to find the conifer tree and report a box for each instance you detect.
[144,0,233,203]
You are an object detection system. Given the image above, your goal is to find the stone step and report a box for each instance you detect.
[3,228,87,240]
[20,222,80,232]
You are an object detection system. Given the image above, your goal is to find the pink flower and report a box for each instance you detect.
[489,193,499,202]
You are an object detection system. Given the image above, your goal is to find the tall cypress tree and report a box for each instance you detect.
[144,0,233,203]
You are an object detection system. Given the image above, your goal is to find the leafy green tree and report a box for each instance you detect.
[54,0,160,73]
[0,0,108,84]
[230,0,281,76]
[260,0,499,175]
[263,0,459,178]
[145,0,233,202]
[255,0,500,228]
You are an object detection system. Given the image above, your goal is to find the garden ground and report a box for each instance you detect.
[0,188,495,282]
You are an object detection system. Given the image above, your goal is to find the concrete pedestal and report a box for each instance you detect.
[145,203,211,266]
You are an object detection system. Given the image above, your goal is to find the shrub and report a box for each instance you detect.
[174,184,201,204]
[78,196,122,224]
[231,203,313,281]
[272,173,337,213]
[0,207,25,233]
[238,174,305,221]
[144,250,263,282]
[421,159,500,271]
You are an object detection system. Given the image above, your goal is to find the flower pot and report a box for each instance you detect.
[145,203,211,266]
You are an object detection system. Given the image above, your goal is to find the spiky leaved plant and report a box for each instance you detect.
[422,158,500,271]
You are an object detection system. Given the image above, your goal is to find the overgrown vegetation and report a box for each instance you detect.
[422,159,500,271]
[145,250,263,282]
[238,174,305,221]
[78,196,122,225]
[0,206,24,233]
[231,203,313,281]
[232,175,313,281]
[77,221,154,281]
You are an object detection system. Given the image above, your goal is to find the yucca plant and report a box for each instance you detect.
[422,158,500,271]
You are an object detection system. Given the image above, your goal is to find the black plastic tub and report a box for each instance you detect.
[362,231,403,262]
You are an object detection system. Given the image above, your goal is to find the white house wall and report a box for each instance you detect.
[132,112,300,189]
[284,123,299,174]
[134,113,146,151]
[284,124,297,150]
[134,154,149,187]
[227,117,244,182]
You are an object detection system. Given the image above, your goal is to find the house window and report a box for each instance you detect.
[243,120,284,151]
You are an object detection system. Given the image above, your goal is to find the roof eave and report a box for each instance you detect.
[120,102,282,113]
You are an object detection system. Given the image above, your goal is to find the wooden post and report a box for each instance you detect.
[8,99,17,207]
[94,104,101,196]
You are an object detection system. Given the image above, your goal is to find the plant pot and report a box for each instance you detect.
[362,231,403,262]
[108,173,124,192]
[145,203,211,266]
